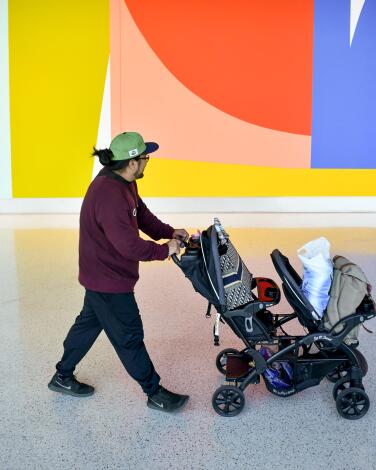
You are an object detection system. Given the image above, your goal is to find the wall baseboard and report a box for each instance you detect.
[0,212,375,229]
[1,197,376,214]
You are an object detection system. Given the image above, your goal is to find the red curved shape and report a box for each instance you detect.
[124,0,313,135]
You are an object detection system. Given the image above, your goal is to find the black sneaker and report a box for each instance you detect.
[147,386,189,412]
[48,372,94,397]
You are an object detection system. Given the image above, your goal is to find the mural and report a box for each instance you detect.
[112,0,376,196]
[2,0,376,198]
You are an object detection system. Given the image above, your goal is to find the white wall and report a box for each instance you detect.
[0,196,376,214]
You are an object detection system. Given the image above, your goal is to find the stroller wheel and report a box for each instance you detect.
[212,385,245,417]
[215,348,240,375]
[336,387,370,420]
[332,377,364,400]
[326,365,349,383]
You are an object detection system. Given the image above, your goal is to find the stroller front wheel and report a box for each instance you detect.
[336,387,370,420]
[215,348,240,375]
[212,385,245,417]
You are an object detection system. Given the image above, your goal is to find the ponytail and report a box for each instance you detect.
[92,147,114,167]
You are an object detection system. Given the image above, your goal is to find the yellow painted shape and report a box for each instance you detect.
[9,0,109,197]
[138,159,376,196]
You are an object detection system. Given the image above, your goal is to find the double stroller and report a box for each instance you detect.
[172,219,375,419]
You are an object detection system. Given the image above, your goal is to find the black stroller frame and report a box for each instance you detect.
[173,221,375,419]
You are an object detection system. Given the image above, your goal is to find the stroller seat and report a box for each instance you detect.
[270,249,375,338]
[270,249,320,332]
[227,277,281,337]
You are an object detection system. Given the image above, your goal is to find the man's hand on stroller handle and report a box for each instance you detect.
[172,229,189,243]
[167,239,181,256]
[169,229,189,258]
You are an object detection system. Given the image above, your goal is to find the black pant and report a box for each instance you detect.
[56,290,160,396]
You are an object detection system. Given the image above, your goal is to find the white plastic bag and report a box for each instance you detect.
[297,237,333,319]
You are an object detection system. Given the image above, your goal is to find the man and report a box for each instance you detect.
[48,131,189,413]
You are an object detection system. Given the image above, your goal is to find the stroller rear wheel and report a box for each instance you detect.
[212,385,245,417]
[215,348,240,375]
[336,387,369,420]
[332,377,364,400]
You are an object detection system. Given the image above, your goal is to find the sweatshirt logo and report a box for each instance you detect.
[133,208,137,217]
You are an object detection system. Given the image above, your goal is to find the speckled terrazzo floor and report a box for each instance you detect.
[1,223,376,470]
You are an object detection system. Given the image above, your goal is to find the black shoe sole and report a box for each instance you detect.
[48,383,94,397]
[147,396,189,413]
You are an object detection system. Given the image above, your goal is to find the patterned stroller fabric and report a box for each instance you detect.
[177,219,254,312]
[220,240,253,310]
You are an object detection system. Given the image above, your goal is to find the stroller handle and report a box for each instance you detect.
[170,240,188,267]
[171,254,181,266]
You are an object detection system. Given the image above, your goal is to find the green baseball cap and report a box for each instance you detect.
[109,131,159,161]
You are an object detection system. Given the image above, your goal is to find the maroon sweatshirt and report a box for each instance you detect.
[78,168,174,293]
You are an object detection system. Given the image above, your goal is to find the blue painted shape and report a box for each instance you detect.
[311,0,376,168]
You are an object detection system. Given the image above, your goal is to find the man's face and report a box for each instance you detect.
[134,154,149,179]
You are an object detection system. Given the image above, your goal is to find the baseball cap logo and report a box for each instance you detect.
[128,148,139,157]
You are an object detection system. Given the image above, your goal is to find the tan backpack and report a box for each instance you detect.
[323,255,370,345]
